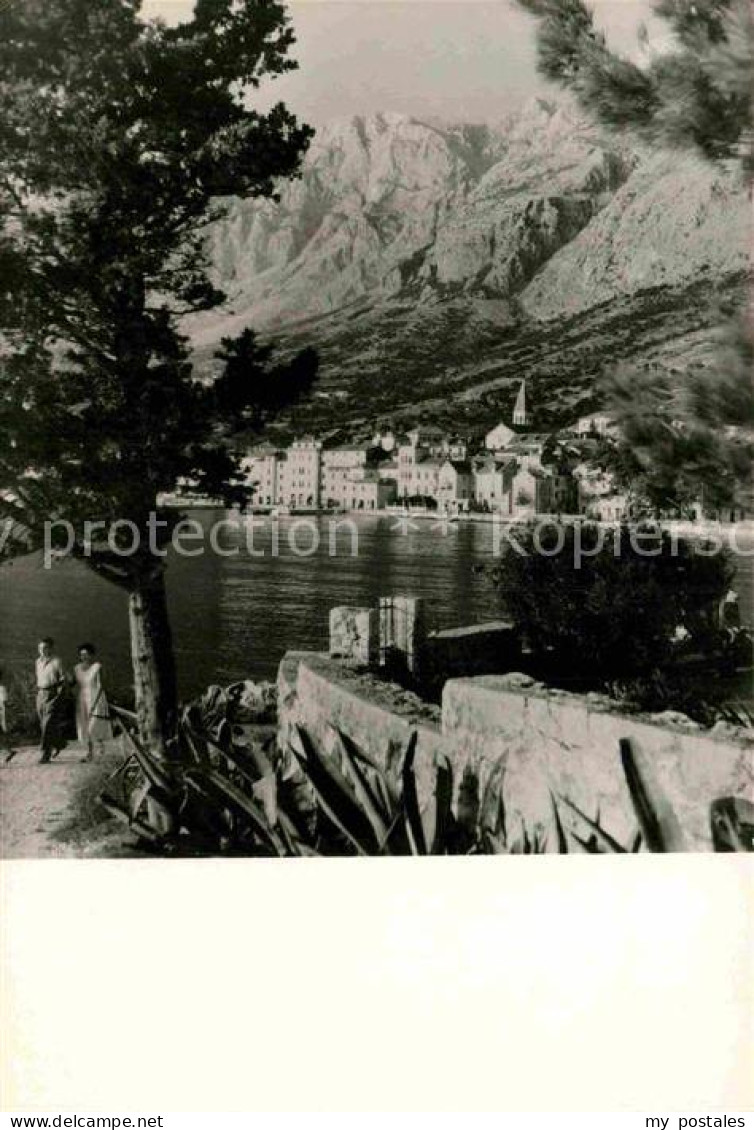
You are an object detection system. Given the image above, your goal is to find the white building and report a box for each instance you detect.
[504,463,568,517]
[504,434,549,471]
[321,446,371,508]
[574,464,628,521]
[395,434,423,498]
[445,437,469,461]
[378,460,400,482]
[438,460,474,512]
[278,437,322,510]
[410,456,443,500]
[485,422,515,452]
[406,425,447,452]
[573,411,616,438]
[395,448,443,500]
[473,457,517,512]
[394,427,468,498]
[241,446,283,509]
[341,468,396,511]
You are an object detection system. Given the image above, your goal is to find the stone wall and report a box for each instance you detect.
[442,674,754,852]
[277,652,754,852]
[278,652,447,801]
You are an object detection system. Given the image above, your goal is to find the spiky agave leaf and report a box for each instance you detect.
[374,767,401,823]
[566,830,597,853]
[481,830,508,855]
[479,760,507,847]
[376,808,407,855]
[207,728,280,827]
[558,794,627,853]
[129,778,153,821]
[99,793,162,844]
[118,719,177,798]
[506,813,533,854]
[289,725,381,855]
[620,738,687,852]
[710,797,754,852]
[429,754,454,856]
[182,773,235,840]
[401,731,427,855]
[328,727,392,844]
[180,722,211,766]
[549,791,569,854]
[185,767,288,857]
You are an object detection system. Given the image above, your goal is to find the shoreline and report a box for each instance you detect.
[216,505,754,538]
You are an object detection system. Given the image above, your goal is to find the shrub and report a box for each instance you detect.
[2,667,38,739]
[492,524,735,690]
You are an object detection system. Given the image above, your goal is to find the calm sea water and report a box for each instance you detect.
[0,511,751,702]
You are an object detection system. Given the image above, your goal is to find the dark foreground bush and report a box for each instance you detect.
[492,524,736,700]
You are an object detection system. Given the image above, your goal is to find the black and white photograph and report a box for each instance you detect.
[0,0,752,1113]
[0,0,752,861]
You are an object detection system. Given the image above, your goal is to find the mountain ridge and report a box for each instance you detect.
[188,98,749,433]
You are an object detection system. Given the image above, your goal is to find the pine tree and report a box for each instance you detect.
[517,0,753,512]
[516,0,752,169]
[599,317,753,514]
[0,0,318,754]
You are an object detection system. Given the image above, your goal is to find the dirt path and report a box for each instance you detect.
[1,738,141,859]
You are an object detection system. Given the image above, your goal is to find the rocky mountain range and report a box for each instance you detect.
[188,97,750,435]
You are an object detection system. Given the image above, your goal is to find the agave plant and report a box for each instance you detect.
[552,739,684,854]
[101,704,308,856]
[99,698,753,857]
[287,725,457,856]
[710,796,754,852]
[553,738,752,854]
[100,699,457,856]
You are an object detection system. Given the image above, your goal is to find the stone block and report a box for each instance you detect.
[424,622,521,692]
[329,606,378,666]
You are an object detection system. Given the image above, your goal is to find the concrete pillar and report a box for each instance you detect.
[379,595,426,677]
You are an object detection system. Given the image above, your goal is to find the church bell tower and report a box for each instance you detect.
[512,380,527,427]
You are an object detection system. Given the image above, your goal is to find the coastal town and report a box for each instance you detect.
[2,0,753,1117]
[236,382,618,520]
[234,381,747,525]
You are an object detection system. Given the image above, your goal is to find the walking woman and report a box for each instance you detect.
[74,644,113,761]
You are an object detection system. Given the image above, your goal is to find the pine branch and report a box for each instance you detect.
[515,0,751,166]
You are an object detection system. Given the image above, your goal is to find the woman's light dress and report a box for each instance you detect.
[74,661,113,744]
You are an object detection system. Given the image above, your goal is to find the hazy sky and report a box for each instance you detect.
[143,0,661,125]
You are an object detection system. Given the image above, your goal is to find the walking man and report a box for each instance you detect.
[35,638,68,764]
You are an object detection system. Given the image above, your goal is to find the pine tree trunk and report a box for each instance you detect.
[128,566,178,758]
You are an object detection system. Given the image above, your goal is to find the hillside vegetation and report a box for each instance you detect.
[188,97,749,434]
